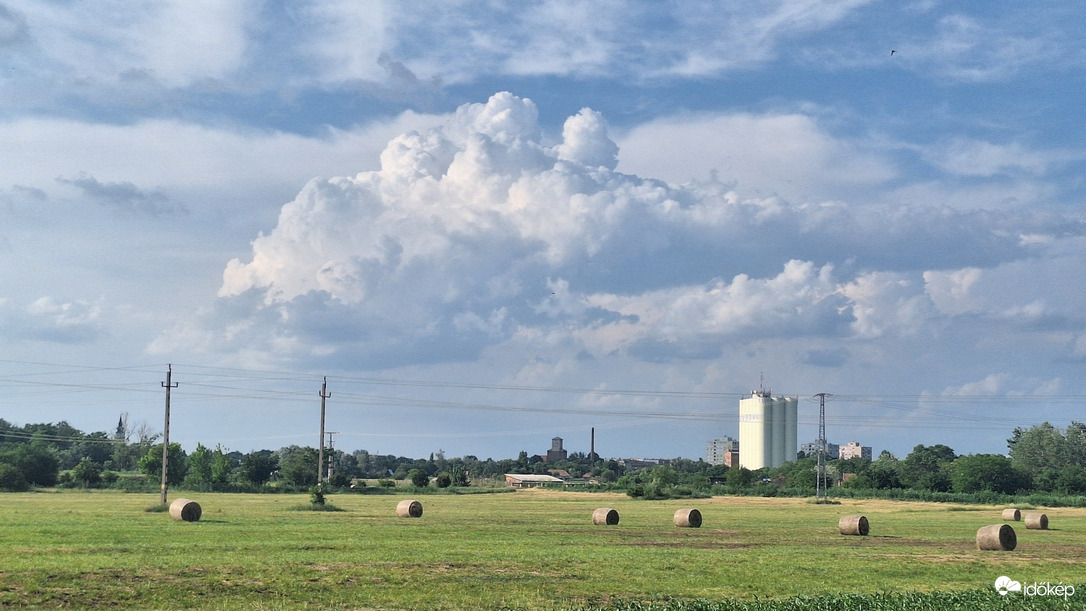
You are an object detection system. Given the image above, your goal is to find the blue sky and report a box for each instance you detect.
[1,1,1085,462]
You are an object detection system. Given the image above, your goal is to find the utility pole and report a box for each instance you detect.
[317,377,330,490]
[814,392,831,502]
[160,364,178,505]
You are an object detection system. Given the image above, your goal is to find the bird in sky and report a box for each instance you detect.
[890,50,896,56]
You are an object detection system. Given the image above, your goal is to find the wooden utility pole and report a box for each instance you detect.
[160,364,178,505]
[317,377,330,490]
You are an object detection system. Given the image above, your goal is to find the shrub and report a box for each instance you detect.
[0,463,29,491]
[435,472,452,488]
[328,472,351,488]
[409,469,429,488]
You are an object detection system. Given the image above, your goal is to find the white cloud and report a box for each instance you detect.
[9,0,255,88]
[0,112,441,206]
[572,260,848,356]
[839,272,933,339]
[925,14,1050,82]
[173,93,1086,372]
[0,296,103,343]
[925,138,1078,178]
[615,112,896,202]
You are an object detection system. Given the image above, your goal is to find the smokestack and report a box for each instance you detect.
[591,427,596,460]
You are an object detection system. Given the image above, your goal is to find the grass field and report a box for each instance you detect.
[2,490,1083,609]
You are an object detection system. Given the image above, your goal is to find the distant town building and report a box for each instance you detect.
[706,436,740,467]
[738,390,798,470]
[617,458,672,471]
[838,441,872,461]
[545,437,568,463]
[800,440,840,460]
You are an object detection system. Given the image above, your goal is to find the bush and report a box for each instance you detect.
[71,458,103,488]
[409,469,429,488]
[435,472,452,488]
[309,486,325,506]
[328,472,351,488]
[0,463,29,491]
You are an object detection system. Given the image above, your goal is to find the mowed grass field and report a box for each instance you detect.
[2,490,1084,610]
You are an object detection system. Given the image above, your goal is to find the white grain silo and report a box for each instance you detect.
[783,396,798,463]
[739,391,771,470]
[771,396,787,467]
[738,390,799,470]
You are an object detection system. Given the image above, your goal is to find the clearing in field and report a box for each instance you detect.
[2,490,1083,609]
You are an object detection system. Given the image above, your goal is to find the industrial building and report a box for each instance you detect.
[545,437,568,463]
[738,390,798,470]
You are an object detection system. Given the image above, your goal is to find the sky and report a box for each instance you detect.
[2,1,1085,463]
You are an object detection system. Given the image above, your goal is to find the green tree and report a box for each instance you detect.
[726,466,754,488]
[6,444,60,487]
[71,458,103,488]
[901,444,956,492]
[0,463,29,491]
[596,468,617,484]
[137,443,188,486]
[435,472,452,488]
[409,469,429,488]
[951,454,1029,494]
[864,453,903,489]
[240,451,278,486]
[1008,422,1068,476]
[210,446,234,485]
[452,468,470,487]
[183,443,214,488]
[275,446,317,488]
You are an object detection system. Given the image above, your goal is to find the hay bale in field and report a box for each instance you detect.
[1024,513,1049,530]
[976,524,1016,551]
[592,507,619,526]
[1001,508,1021,521]
[169,498,202,522]
[674,508,702,528]
[396,499,423,518]
[838,514,869,536]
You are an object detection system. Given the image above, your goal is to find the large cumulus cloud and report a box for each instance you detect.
[159,92,1086,373]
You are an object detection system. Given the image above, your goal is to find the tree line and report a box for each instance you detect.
[2,418,1085,503]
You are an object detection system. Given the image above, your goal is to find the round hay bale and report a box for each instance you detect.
[592,507,619,526]
[838,514,869,536]
[674,508,702,528]
[976,524,1016,551]
[169,498,202,522]
[396,499,423,518]
[1001,508,1021,521]
[1024,513,1048,530]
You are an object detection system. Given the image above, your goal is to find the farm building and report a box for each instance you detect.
[504,474,564,488]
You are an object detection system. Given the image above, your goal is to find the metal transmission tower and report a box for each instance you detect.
[325,432,339,479]
[814,393,832,501]
[160,364,178,505]
[317,377,331,490]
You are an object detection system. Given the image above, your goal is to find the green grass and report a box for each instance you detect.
[1,490,1083,609]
